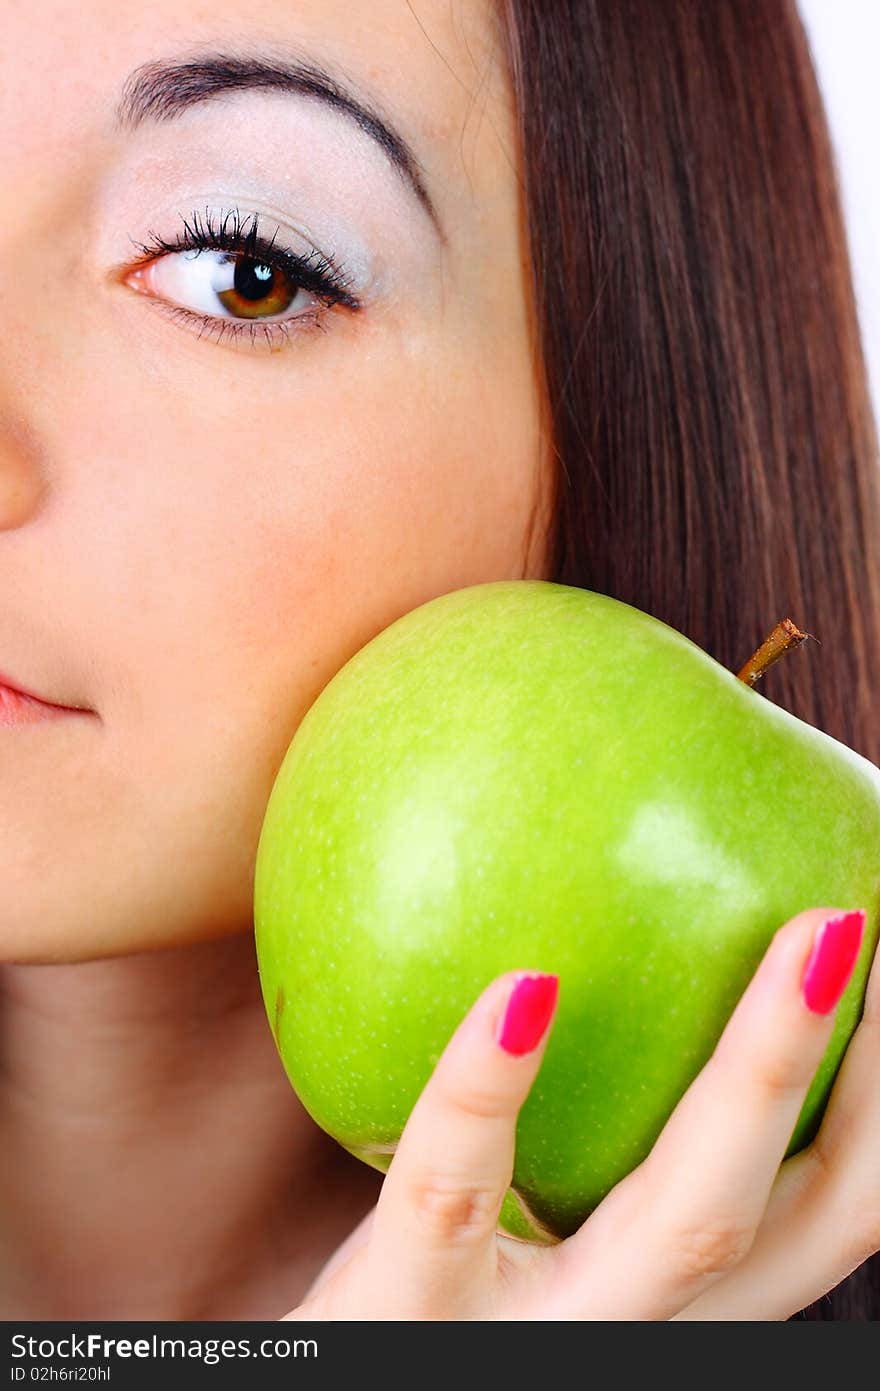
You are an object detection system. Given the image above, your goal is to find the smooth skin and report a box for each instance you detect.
[0,0,877,1320]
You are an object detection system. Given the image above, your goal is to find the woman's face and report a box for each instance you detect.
[1,0,552,964]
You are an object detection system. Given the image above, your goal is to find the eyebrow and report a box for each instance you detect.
[114,51,447,245]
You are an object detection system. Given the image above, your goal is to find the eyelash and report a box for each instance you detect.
[127,205,362,352]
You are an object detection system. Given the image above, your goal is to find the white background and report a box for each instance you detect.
[799,0,880,420]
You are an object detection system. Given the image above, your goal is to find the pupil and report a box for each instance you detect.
[235,259,275,301]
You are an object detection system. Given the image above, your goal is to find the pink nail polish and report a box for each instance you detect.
[801,910,866,1014]
[496,972,560,1055]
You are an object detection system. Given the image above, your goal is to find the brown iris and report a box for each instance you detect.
[215,255,297,320]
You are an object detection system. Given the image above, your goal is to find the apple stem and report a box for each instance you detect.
[735,618,813,686]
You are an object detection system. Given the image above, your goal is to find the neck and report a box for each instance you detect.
[0,931,380,1319]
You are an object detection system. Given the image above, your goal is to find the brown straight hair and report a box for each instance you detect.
[497,0,880,1319]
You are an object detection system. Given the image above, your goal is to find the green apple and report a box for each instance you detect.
[253,580,880,1242]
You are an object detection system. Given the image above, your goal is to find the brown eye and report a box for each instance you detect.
[213,254,302,320]
[124,207,360,354]
[129,247,312,325]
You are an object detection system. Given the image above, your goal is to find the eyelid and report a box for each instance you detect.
[128,207,361,305]
[132,290,325,353]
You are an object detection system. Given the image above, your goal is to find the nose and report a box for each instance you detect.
[0,411,47,529]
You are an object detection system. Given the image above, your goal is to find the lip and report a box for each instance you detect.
[0,669,93,724]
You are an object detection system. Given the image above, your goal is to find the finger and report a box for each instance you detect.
[675,919,880,1319]
[364,969,559,1317]
[542,907,866,1320]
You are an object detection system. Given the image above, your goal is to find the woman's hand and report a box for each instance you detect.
[283,905,877,1320]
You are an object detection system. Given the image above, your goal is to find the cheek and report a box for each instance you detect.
[120,331,543,748]
[1,325,546,959]
[236,341,545,716]
[62,327,543,930]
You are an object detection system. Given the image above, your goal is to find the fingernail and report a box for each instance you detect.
[496,972,560,1055]
[801,910,866,1014]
